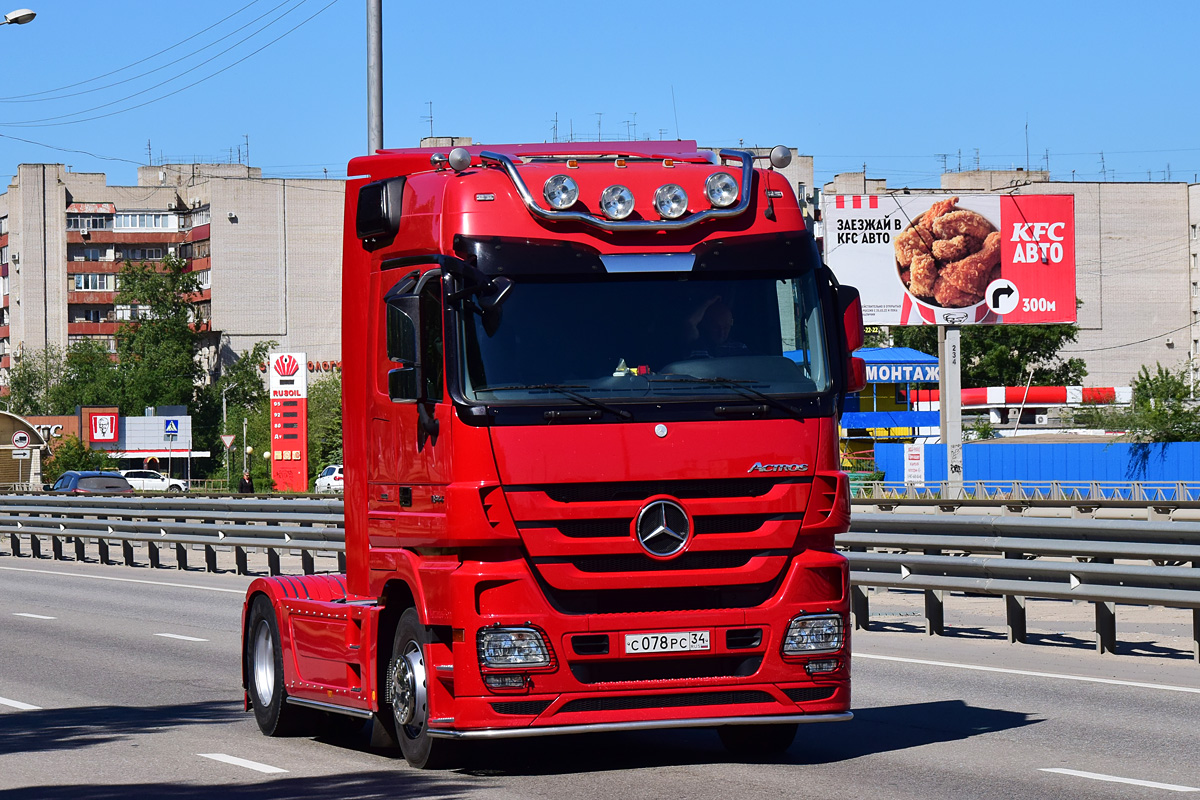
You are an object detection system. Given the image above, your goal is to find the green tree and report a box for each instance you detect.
[192,340,276,485]
[891,323,1086,388]
[49,340,120,412]
[8,344,64,416]
[307,372,343,483]
[114,253,203,415]
[43,434,113,483]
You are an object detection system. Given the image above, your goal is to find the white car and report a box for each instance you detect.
[315,465,344,494]
[120,469,187,493]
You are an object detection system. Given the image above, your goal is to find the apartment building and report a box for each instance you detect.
[0,162,344,386]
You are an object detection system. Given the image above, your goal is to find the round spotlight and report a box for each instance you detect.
[769,145,793,169]
[705,172,739,208]
[543,174,579,210]
[448,148,472,172]
[599,185,635,220]
[653,184,688,219]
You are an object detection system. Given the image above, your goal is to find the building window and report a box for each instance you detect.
[68,334,116,353]
[66,214,112,231]
[114,304,143,321]
[195,269,210,289]
[70,307,105,323]
[0,245,6,264]
[114,212,176,231]
[189,207,211,227]
[72,273,113,291]
[1193,224,1198,240]
[1,276,8,296]
[0,216,7,236]
[120,247,163,261]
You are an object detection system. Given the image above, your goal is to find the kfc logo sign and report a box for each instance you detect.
[90,413,118,443]
[273,355,300,377]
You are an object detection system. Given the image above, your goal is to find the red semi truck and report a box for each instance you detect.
[242,141,865,768]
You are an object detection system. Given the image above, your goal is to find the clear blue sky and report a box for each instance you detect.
[1,0,1196,189]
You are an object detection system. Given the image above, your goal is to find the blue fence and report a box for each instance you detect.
[876,442,1200,490]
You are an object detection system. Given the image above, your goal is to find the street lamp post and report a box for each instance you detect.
[1,8,35,25]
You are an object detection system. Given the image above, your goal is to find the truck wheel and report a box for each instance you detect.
[387,608,454,769]
[718,723,798,758]
[247,594,307,736]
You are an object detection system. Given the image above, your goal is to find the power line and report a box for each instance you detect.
[1062,323,1193,354]
[0,0,329,127]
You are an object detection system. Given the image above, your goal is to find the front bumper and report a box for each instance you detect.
[429,711,852,740]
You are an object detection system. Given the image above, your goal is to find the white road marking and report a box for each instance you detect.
[0,696,42,711]
[12,613,56,619]
[154,633,208,642]
[1040,768,1199,792]
[198,753,287,774]
[856,653,1200,694]
[0,565,244,594]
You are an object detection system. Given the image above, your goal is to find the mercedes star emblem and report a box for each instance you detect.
[635,499,690,558]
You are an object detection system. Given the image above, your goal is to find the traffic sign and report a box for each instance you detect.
[164,419,180,435]
[11,449,30,460]
[221,434,236,449]
[11,431,29,449]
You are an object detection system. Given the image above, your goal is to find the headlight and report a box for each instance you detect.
[653,184,688,219]
[543,174,579,210]
[705,172,739,208]
[782,614,844,655]
[599,185,635,220]
[477,627,551,668]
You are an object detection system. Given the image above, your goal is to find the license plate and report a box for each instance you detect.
[623,630,711,655]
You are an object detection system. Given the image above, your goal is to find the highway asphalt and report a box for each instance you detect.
[1,558,1197,799]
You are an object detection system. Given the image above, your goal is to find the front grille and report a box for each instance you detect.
[528,478,797,504]
[569,655,761,684]
[571,634,610,655]
[550,519,629,538]
[539,581,781,615]
[559,690,774,713]
[725,628,763,649]
[784,687,837,703]
[694,514,782,535]
[560,552,758,573]
[491,700,553,716]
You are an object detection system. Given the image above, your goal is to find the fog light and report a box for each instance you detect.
[484,674,527,689]
[705,172,739,208]
[653,184,688,219]
[599,185,635,220]
[805,659,839,675]
[477,627,550,668]
[543,174,579,209]
[783,614,843,655]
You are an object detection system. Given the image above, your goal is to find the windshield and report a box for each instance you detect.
[459,269,830,404]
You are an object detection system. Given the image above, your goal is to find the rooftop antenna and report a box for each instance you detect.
[974,148,980,170]
[1100,151,1106,181]
[658,128,668,139]
[1043,148,1049,173]
[956,149,962,172]
[422,101,433,138]
[551,112,559,143]
[243,134,250,166]
[670,86,680,139]
[146,139,152,166]
[1025,117,1029,171]
[595,111,603,142]
[936,153,948,173]
[629,111,637,141]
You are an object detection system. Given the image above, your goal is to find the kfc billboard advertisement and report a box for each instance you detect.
[824,194,1076,325]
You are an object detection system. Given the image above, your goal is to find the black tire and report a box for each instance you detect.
[167,485,182,493]
[385,608,455,769]
[246,594,308,736]
[718,723,798,758]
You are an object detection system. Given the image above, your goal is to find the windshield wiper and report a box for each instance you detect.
[648,375,804,421]
[485,383,633,420]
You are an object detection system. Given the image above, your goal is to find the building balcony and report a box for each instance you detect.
[187,256,211,272]
[185,223,210,243]
[67,231,183,245]
[67,321,120,335]
[68,291,117,304]
[67,260,123,274]
[0,326,9,338]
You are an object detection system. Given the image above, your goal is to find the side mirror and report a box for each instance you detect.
[386,295,421,402]
[836,285,865,352]
[356,177,406,251]
[847,356,867,394]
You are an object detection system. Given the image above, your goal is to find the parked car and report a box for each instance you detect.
[51,471,134,494]
[120,469,187,492]
[315,464,344,494]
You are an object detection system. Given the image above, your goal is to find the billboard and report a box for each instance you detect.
[269,352,309,493]
[824,194,1076,325]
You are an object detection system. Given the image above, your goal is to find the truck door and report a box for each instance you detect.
[368,267,452,548]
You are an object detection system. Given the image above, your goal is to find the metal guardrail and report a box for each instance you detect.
[846,512,1200,662]
[2,494,1197,662]
[0,494,345,576]
[853,480,1200,502]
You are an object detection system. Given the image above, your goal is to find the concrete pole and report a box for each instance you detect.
[366,0,383,153]
[944,326,964,498]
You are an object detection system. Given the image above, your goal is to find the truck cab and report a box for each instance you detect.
[243,141,864,768]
